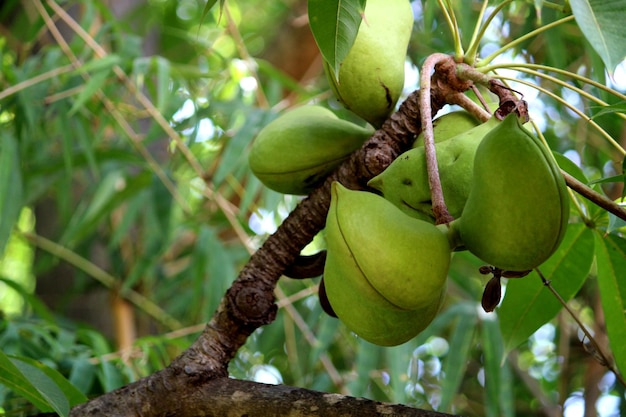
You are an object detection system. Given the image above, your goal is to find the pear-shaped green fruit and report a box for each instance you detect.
[412,110,481,148]
[456,114,569,271]
[324,0,413,128]
[323,182,451,346]
[369,117,500,222]
[248,106,373,195]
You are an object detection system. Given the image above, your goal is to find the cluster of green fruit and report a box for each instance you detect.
[249,0,413,194]
[324,114,569,346]
[248,0,569,347]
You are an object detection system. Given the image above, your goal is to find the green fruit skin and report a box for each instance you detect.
[323,182,450,346]
[248,106,373,195]
[324,0,413,128]
[457,114,569,271]
[368,117,500,222]
[412,111,481,148]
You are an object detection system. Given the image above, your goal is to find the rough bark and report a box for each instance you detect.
[70,378,456,417]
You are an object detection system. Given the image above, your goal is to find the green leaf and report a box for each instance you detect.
[594,232,626,376]
[553,152,588,185]
[72,54,121,75]
[480,318,514,417]
[498,223,594,352]
[0,132,23,256]
[69,69,111,115]
[570,0,626,73]
[0,350,52,412]
[11,355,88,412]
[308,0,366,77]
[439,312,477,413]
[590,101,626,118]
[201,0,223,23]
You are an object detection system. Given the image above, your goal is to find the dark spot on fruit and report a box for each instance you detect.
[402,178,412,186]
[380,82,393,109]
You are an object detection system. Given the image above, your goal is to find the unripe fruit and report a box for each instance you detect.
[412,110,481,148]
[323,182,451,346]
[248,106,373,195]
[455,114,569,271]
[368,117,500,222]
[324,0,413,127]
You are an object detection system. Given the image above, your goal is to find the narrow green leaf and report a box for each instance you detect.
[0,350,52,412]
[570,0,626,73]
[11,355,87,411]
[439,312,477,412]
[481,318,514,417]
[69,69,110,115]
[200,0,221,23]
[72,54,121,75]
[68,357,97,394]
[553,152,588,185]
[594,232,626,376]
[308,0,366,76]
[154,56,171,113]
[499,223,594,352]
[590,101,626,118]
[589,174,625,185]
[0,132,23,256]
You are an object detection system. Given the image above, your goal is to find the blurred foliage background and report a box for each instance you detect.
[0,0,625,416]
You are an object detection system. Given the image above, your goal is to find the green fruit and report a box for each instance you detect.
[412,110,481,148]
[248,106,373,195]
[324,0,413,128]
[323,182,451,346]
[455,114,569,271]
[368,117,500,222]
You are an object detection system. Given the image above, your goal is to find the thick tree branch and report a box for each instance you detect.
[70,87,453,416]
[63,378,459,417]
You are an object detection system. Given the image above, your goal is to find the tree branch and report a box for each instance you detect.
[69,87,453,416]
[64,378,460,417]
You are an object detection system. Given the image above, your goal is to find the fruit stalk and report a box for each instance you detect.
[419,53,457,224]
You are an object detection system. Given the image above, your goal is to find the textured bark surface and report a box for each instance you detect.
[71,378,458,417]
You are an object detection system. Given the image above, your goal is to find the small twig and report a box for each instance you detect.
[537,268,626,387]
[419,53,456,224]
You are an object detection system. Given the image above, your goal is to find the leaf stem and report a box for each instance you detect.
[492,75,626,156]
[419,53,455,224]
[437,0,464,59]
[537,268,626,387]
[477,62,626,110]
[465,0,514,66]
[476,15,575,68]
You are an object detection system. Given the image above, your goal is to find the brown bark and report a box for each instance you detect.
[70,378,455,417]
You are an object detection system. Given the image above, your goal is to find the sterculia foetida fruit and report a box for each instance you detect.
[368,117,500,222]
[248,105,373,195]
[323,182,452,346]
[412,110,482,148]
[323,0,413,128]
[454,114,569,272]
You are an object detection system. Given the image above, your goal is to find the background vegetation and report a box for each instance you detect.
[0,0,625,416]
